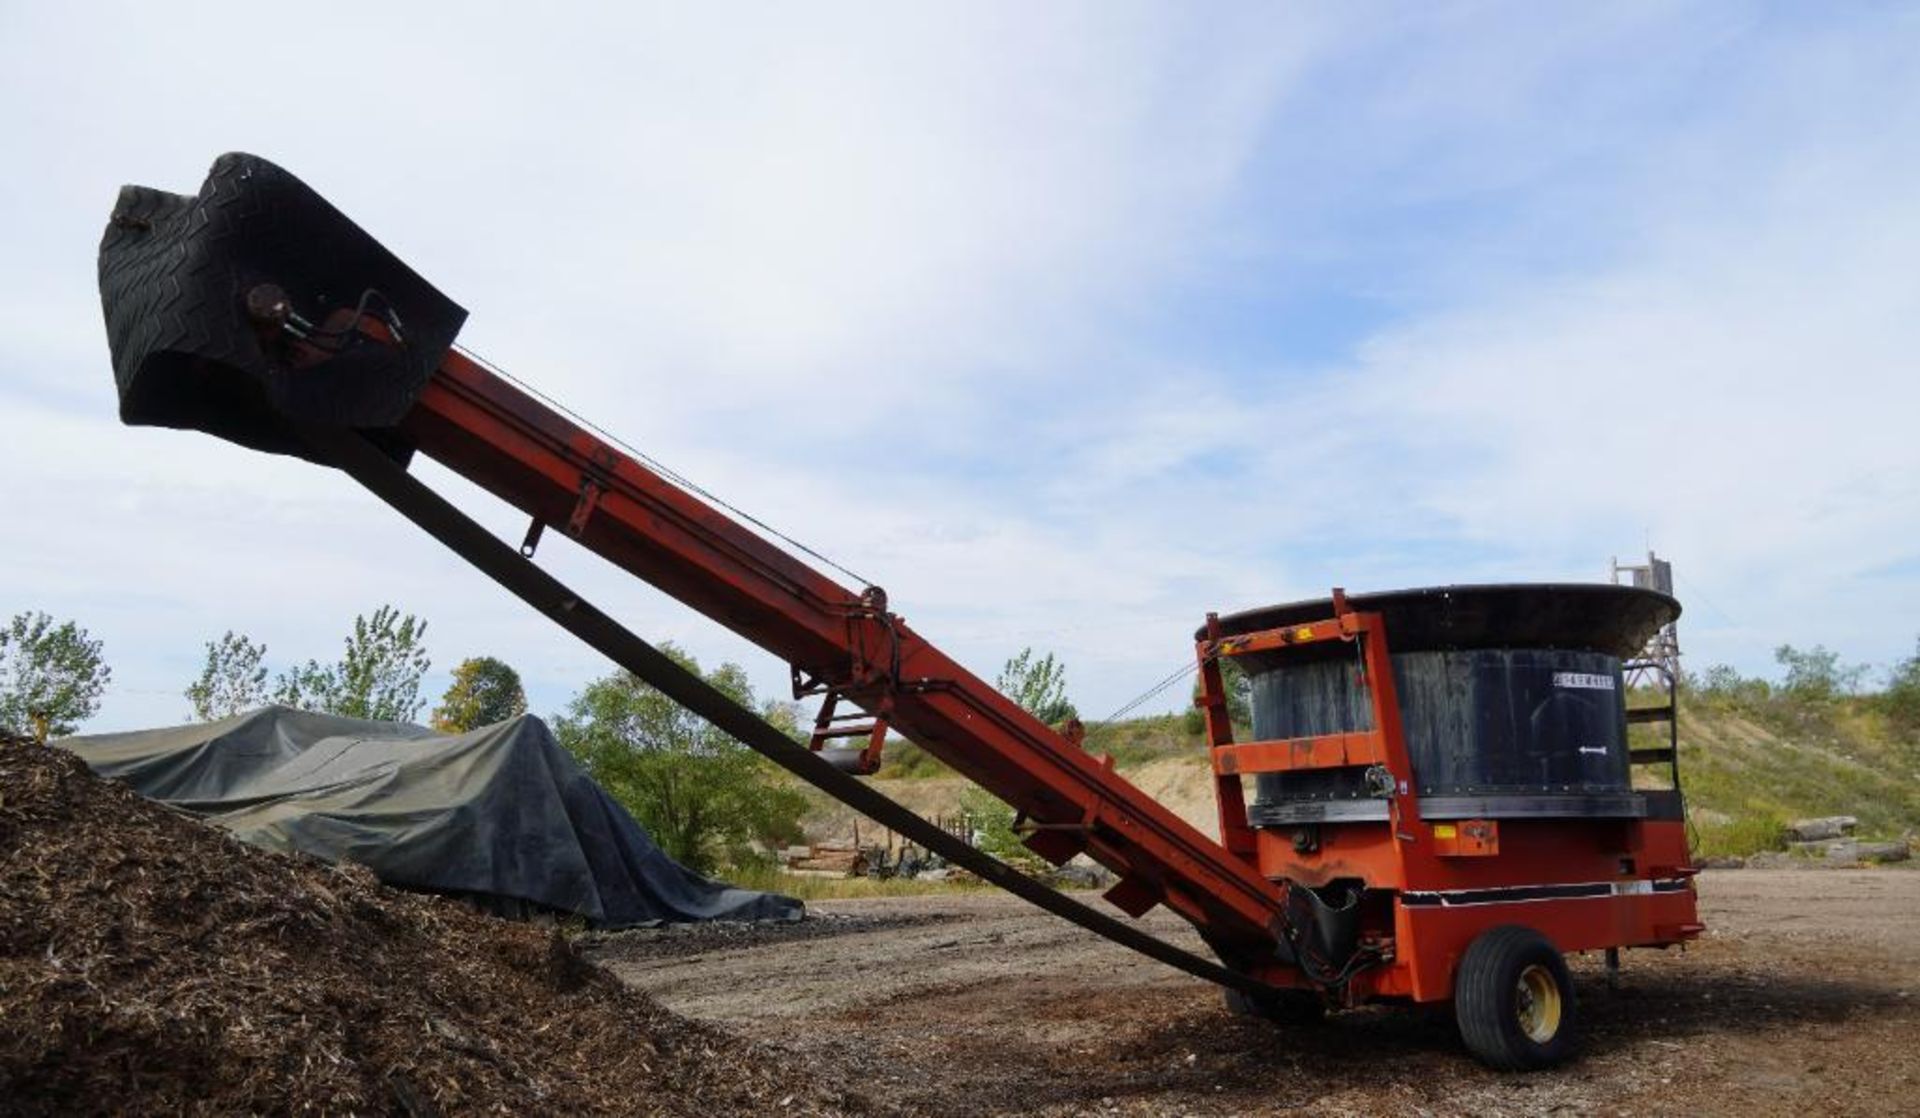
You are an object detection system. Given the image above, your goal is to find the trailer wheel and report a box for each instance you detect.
[1454,926,1578,1070]
[1223,985,1324,1026]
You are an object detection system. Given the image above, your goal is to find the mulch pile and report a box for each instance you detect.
[0,734,882,1116]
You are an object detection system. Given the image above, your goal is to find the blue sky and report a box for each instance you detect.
[2,2,1916,731]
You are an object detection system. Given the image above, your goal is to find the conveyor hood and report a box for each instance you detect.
[97,152,466,461]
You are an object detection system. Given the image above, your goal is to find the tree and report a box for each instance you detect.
[1185,655,1253,735]
[0,612,112,741]
[1883,637,1920,731]
[432,656,528,732]
[274,606,432,722]
[1688,663,1771,706]
[1773,643,1867,702]
[996,647,1078,724]
[553,644,807,873]
[958,783,1037,868]
[185,631,269,721]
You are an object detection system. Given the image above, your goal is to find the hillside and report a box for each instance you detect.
[1665,696,1920,854]
[802,700,1920,860]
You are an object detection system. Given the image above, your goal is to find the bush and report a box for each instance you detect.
[874,740,950,778]
[957,784,1039,868]
[1083,713,1198,767]
[1183,656,1251,736]
[553,645,808,873]
[1689,664,1771,707]
[1881,637,1920,733]
[1691,813,1788,859]
[1774,644,1868,703]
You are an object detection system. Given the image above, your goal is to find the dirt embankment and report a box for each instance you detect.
[801,757,1221,845]
[0,736,884,1117]
[598,872,1920,1117]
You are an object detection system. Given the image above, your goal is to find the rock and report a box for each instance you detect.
[1787,816,1859,842]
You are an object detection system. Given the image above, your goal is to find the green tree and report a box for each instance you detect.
[274,606,432,722]
[1689,663,1771,706]
[970,646,1082,866]
[1184,655,1252,735]
[553,644,807,873]
[1774,643,1867,702]
[996,647,1078,724]
[1883,637,1920,731]
[431,656,529,732]
[958,783,1037,868]
[0,612,111,741]
[185,631,269,721]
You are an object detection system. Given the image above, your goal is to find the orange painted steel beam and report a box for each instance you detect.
[1200,612,1370,659]
[399,353,1289,955]
[1211,731,1385,776]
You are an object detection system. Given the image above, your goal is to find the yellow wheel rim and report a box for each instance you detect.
[1514,964,1562,1043]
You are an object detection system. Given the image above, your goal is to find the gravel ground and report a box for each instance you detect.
[597,869,1920,1116]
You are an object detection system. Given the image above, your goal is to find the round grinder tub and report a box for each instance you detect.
[1206,584,1680,824]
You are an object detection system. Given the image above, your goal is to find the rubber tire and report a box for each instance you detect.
[1453,926,1579,1071]
[1223,985,1325,1026]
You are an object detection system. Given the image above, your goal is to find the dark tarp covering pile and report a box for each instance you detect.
[63,706,801,927]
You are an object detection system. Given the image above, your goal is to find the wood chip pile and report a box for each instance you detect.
[0,734,881,1116]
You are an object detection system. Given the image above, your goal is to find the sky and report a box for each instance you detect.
[2,2,1917,732]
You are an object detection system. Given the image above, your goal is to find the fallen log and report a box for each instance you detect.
[1787,816,1858,842]
[1858,841,1911,864]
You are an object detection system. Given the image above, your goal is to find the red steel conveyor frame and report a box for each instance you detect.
[94,152,1707,1059]
[398,350,1290,959]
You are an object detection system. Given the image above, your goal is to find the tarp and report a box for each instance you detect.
[64,706,801,927]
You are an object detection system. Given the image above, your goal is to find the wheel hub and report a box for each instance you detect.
[1514,963,1562,1043]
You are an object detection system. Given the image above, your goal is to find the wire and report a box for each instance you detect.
[292,288,404,351]
[445,345,1236,730]
[1673,571,1738,627]
[1093,654,1208,725]
[452,343,879,590]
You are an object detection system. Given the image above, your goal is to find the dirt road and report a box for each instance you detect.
[588,869,1919,1116]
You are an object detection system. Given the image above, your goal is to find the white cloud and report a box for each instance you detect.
[2,2,1916,737]
[0,3,1341,728]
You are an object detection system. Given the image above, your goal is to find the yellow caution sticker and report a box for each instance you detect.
[1433,824,1458,840]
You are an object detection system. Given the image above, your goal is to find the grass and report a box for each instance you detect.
[848,687,1919,864]
[872,740,951,779]
[1081,713,1207,768]
[873,714,1209,780]
[1691,813,1788,859]
[1639,685,1920,856]
[1679,710,1918,832]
